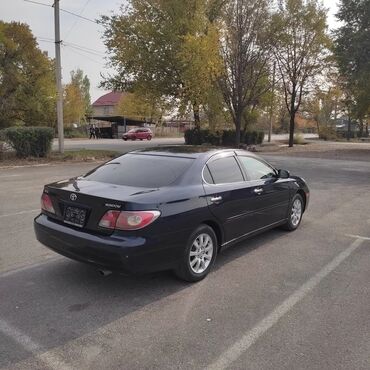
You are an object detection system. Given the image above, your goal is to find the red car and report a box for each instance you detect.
[122,128,153,141]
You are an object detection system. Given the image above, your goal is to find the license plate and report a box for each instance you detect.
[64,206,87,228]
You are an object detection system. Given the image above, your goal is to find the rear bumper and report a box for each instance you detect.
[34,214,184,274]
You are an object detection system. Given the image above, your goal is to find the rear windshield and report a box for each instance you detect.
[83,154,194,188]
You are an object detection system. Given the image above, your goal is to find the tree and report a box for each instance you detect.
[335,0,370,137]
[272,0,330,147]
[0,21,56,128]
[115,91,167,123]
[63,69,91,126]
[302,68,344,134]
[218,0,273,145]
[71,69,92,117]
[101,0,222,128]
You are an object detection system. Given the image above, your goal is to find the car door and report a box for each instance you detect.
[236,154,291,229]
[202,153,261,244]
[135,128,142,139]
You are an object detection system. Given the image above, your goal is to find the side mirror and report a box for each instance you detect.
[277,169,290,179]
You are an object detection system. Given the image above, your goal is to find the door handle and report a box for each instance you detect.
[254,188,263,195]
[210,196,223,203]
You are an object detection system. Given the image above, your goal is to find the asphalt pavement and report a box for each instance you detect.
[0,154,369,370]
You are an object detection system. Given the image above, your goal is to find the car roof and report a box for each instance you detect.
[130,146,259,160]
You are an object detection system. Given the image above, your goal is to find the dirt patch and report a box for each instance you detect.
[257,141,370,162]
[0,150,118,168]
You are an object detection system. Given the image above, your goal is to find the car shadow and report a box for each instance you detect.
[0,227,286,367]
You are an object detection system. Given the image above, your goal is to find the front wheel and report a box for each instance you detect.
[282,193,304,231]
[174,225,217,282]
[147,135,152,141]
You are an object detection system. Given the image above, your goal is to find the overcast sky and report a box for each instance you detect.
[1,0,339,102]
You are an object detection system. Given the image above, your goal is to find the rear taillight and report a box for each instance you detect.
[41,193,55,214]
[98,210,120,229]
[99,210,160,231]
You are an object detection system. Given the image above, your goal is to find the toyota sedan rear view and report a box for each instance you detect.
[34,146,309,282]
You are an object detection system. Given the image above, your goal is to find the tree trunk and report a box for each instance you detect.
[347,116,351,141]
[193,102,200,129]
[359,118,364,137]
[288,112,295,147]
[234,111,242,147]
[288,93,296,148]
[316,117,320,138]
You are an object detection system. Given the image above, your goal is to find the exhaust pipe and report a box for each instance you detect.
[98,269,112,277]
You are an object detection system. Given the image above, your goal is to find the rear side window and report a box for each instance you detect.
[84,154,194,188]
[207,156,244,184]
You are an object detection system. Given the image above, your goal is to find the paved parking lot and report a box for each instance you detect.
[0,154,369,370]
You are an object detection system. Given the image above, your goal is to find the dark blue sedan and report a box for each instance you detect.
[34,146,309,282]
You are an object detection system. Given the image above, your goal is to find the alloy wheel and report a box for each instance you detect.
[291,198,302,227]
[189,233,214,274]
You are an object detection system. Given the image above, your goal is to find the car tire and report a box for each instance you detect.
[147,135,152,141]
[282,193,304,231]
[174,225,217,282]
[123,138,128,141]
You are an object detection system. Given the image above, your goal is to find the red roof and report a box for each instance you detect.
[92,91,126,107]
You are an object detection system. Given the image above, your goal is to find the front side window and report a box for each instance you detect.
[238,156,276,180]
[207,156,244,184]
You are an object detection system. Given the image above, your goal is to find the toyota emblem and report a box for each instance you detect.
[70,193,77,201]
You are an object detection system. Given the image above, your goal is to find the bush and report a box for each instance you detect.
[293,133,306,145]
[221,130,235,145]
[185,128,264,146]
[3,127,54,158]
[319,127,337,141]
[64,126,88,139]
[184,128,222,145]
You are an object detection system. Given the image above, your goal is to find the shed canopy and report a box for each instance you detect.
[88,116,147,126]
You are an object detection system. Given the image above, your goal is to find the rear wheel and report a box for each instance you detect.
[282,193,304,231]
[175,225,217,282]
[123,138,128,141]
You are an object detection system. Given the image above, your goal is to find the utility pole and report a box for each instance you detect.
[268,61,276,143]
[54,0,64,153]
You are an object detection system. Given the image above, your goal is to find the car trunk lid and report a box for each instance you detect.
[44,178,159,234]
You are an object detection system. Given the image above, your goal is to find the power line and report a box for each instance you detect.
[64,43,105,58]
[64,0,92,41]
[62,41,105,57]
[35,37,105,57]
[37,38,54,44]
[24,0,99,24]
[37,36,54,42]
[24,0,51,8]
[63,41,105,57]
[63,44,105,65]
[60,7,97,24]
